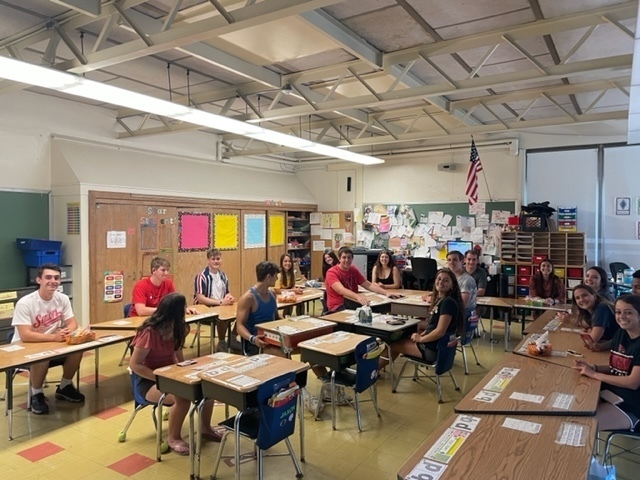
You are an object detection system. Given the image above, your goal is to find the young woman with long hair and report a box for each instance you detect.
[568,284,618,350]
[529,258,565,304]
[574,295,640,431]
[129,293,221,455]
[321,249,339,282]
[384,269,464,365]
[584,266,614,301]
[371,250,402,289]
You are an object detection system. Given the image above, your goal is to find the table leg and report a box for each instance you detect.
[196,322,201,357]
[297,391,305,461]
[188,401,200,480]
[489,307,495,343]
[6,369,14,440]
[505,312,511,352]
[234,411,243,480]
[95,348,100,388]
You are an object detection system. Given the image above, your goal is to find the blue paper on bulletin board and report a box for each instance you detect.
[244,214,266,249]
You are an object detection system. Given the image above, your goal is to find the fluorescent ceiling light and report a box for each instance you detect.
[0,56,383,165]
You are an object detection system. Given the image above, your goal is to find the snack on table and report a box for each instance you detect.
[526,341,552,356]
[277,291,297,303]
[66,327,96,345]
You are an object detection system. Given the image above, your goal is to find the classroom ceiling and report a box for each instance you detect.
[0,0,636,166]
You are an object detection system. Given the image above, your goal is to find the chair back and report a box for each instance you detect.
[256,371,298,450]
[123,303,132,318]
[411,257,438,290]
[353,337,384,394]
[461,312,479,347]
[129,369,150,408]
[435,335,459,375]
[610,262,630,280]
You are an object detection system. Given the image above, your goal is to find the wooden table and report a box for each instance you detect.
[476,296,516,351]
[298,331,370,373]
[387,289,430,317]
[92,308,219,356]
[0,330,134,440]
[320,312,419,389]
[454,353,600,416]
[396,413,596,480]
[523,309,582,334]
[196,353,309,478]
[255,316,335,355]
[513,331,608,369]
[506,298,572,336]
[154,353,231,479]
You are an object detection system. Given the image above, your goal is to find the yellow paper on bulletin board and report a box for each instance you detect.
[269,215,285,246]
[214,214,238,250]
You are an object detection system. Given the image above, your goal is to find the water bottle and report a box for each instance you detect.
[623,268,634,286]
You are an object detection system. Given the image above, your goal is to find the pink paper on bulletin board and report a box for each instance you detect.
[178,212,211,252]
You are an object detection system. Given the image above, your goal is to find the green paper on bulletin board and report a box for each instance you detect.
[269,215,285,246]
[215,214,238,250]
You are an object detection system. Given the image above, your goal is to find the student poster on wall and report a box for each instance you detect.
[268,214,285,247]
[103,271,124,303]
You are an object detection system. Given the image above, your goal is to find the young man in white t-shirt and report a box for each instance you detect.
[11,264,85,414]
[194,249,235,352]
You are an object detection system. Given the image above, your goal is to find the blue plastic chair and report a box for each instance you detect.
[118,303,134,366]
[117,369,165,448]
[211,371,302,479]
[392,335,461,403]
[458,312,481,375]
[321,337,384,432]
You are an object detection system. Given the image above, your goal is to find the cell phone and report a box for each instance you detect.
[176,360,196,367]
[579,333,595,348]
[386,318,405,325]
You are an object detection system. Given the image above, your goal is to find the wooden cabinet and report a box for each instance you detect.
[286,211,311,278]
[500,232,585,300]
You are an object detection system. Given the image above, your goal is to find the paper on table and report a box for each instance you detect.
[0,344,24,352]
[227,375,261,387]
[509,392,544,404]
[424,428,471,464]
[406,459,447,480]
[474,389,500,403]
[112,320,131,325]
[501,417,542,434]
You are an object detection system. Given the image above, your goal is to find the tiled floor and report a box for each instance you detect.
[1,319,638,479]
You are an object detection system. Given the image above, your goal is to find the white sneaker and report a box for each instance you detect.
[302,388,324,414]
[321,384,352,406]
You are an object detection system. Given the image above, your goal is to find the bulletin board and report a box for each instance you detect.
[0,191,49,289]
[309,210,353,280]
[360,201,516,260]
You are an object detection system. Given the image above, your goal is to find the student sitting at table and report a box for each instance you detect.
[194,248,235,352]
[130,293,223,455]
[528,259,565,318]
[324,246,398,314]
[236,261,281,356]
[584,266,614,301]
[321,249,339,282]
[273,253,304,316]
[382,269,463,366]
[564,284,618,351]
[371,250,402,289]
[631,270,640,296]
[573,294,640,431]
[130,256,197,317]
[11,263,85,414]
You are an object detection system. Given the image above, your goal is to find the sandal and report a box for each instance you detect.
[202,427,225,442]
[168,440,190,456]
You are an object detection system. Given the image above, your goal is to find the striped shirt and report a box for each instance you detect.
[194,267,229,304]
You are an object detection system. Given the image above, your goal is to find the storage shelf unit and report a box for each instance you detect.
[500,232,585,300]
[287,212,310,277]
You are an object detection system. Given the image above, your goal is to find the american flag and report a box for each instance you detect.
[465,138,483,205]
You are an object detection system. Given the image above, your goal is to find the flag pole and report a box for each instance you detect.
[472,135,494,202]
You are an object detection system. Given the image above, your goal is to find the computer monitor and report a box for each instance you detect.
[446,240,473,255]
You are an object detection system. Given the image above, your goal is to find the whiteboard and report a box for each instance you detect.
[525,149,598,265]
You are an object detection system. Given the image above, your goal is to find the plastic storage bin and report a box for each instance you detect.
[517,286,529,296]
[16,238,62,267]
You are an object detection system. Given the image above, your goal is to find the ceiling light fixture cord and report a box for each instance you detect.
[308,115,311,141]
[186,69,191,107]
[166,63,172,102]
[80,32,85,77]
